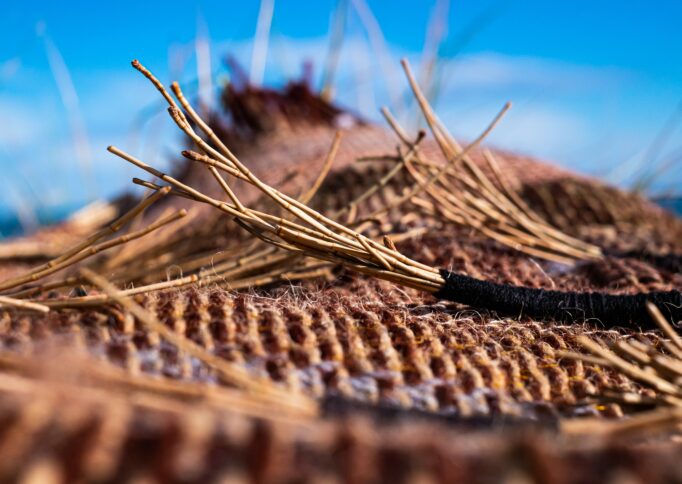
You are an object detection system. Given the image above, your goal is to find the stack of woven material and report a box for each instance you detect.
[1,64,682,483]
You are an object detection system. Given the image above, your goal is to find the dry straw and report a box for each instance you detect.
[555,303,682,437]
[559,302,682,408]
[2,55,682,437]
[361,60,602,264]
[0,56,601,312]
[101,59,448,296]
[103,57,600,303]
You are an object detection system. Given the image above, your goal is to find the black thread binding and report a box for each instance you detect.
[434,269,682,328]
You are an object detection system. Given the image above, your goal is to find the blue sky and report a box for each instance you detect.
[1,0,681,232]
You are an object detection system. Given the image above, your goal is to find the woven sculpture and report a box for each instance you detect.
[1,58,682,483]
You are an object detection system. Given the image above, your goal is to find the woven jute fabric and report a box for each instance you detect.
[1,88,682,482]
[2,376,682,484]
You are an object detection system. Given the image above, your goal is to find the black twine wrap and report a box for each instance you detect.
[434,269,682,328]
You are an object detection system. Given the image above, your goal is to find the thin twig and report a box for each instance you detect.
[0,295,49,313]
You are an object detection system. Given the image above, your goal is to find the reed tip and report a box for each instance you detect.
[383,235,397,252]
[182,150,202,161]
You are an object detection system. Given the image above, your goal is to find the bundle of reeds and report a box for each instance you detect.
[97,59,681,327]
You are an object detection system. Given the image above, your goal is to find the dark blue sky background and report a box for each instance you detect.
[1,1,681,232]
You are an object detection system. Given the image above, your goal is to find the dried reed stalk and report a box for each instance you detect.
[559,302,682,408]
[4,66,471,304]
[109,56,604,306]
[108,65,442,288]
[0,189,167,288]
[0,189,185,299]
[108,59,542,298]
[0,295,49,313]
[356,59,603,264]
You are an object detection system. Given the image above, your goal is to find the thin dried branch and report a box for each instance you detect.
[299,130,342,204]
[391,58,602,263]
[0,190,176,293]
[0,295,49,313]
[559,304,682,412]
[38,274,199,309]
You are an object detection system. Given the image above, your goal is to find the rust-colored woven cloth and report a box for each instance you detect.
[1,86,682,483]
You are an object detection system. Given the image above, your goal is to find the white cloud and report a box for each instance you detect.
[435,52,629,92]
[488,106,589,161]
[0,35,664,217]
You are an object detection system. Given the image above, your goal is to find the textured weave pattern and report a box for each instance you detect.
[2,280,654,418]
[1,122,680,411]
[2,378,681,484]
[2,86,682,480]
